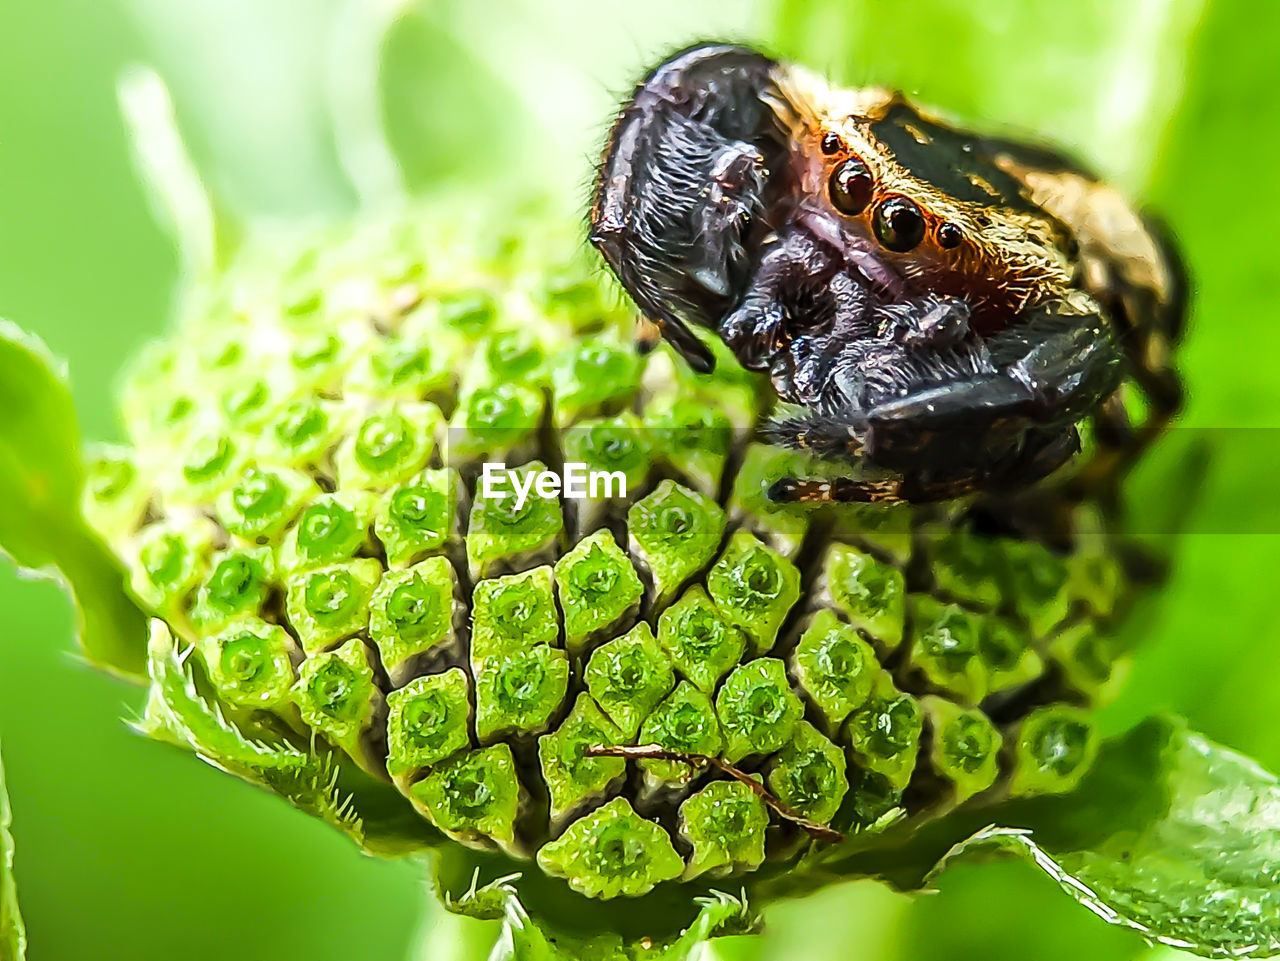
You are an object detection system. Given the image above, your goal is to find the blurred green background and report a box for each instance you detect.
[1,1,1277,959]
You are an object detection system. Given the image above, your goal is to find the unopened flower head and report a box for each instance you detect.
[82,208,1150,927]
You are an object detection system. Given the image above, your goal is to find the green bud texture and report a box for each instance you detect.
[89,212,1154,918]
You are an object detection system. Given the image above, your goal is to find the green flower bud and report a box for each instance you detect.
[287,328,360,393]
[998,538,1071,637]
[469,566,559,665]
[218,465,317,543]
[348,333,451,401]
[647,396,732,498]
[716,658,804,763]
[379,247,426,289]
[411,743,521,848]
[550,337,642,427]
[820,544,906,651]
[194,329,247,378]
[219,375,281,431]
[190,547,274,632]
[830,503,914,566]
[130,518,217,616]
[471,330,546,386]
[1050,623,1124,700]
[284,558,381,654]
[118,341,180,446]
[291,638,383,774]
[554,529,643,654]
[89,207,1157,928]
[678,779,770,879]
[638,682,723,785]
[535,265,615,326]
[368,557,459,682]
[281,284,325,321]
[561,415,652,533]
[923,697,1002,804]
[475,644,570,742]
[386,669,472,775]
[928,529,1003,609]
[374,469,459,569]
[767,720,848,825]
[1067,537,1125,618]
[81,444,149,540]
[659,342,762,429]
[584,622,675,739]
[1008,704,1099,797]
[259,397,346,467]
[706,531,800,655]
[536,797,684,899]
[979,617,1044,693]
[173,432,244,505]
[145,390,202,444]
[845,674,923,790]
[848,769,904,826]
[279,491,374,571]
[447,383,543,463]
[200,619,299,711]
[437,291,500,343]
[656,587,748,695]
[909,596,989,704]
[538,693,625,821]
[792,610,877,728]
[335,403,441,490]
[466,461,565,579]
[728,444,812,557]
[627,480,726,608]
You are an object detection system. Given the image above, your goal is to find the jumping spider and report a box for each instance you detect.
[590,43,1185,506]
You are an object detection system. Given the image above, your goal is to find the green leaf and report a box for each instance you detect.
[932,720,1280,958]
[439,874,758,961]
[138,621,438,858]
[0,322,147,679]
[117,67,225,284]
[0,746,26,961]
[803,719,1280,959]
[326,0,412,211]
[765,0,1205,190]
[408,904,501,961]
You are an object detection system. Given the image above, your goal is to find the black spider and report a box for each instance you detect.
[590,43,1185,505]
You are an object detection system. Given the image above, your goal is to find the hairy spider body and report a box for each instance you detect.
[590,43,1185,505]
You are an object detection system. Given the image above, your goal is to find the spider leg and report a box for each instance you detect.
[720,228,871,393]
[1070,216,1188,504]
[590,44,786,375]
[634,316,662,354]
[764,412,1078,505]
[768,474,976,504]
[875,295,973,350]
[653,314,719,374]
[765,298,1122,504]
[858,298,1123,440]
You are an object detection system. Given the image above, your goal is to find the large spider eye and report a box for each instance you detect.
[873,196,926,252]
[829,157,873,215]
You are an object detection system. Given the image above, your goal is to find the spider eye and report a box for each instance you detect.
[937,221,963,249]
[820,132,842,155]
[873,196,926,252]
[829,157,873,216]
